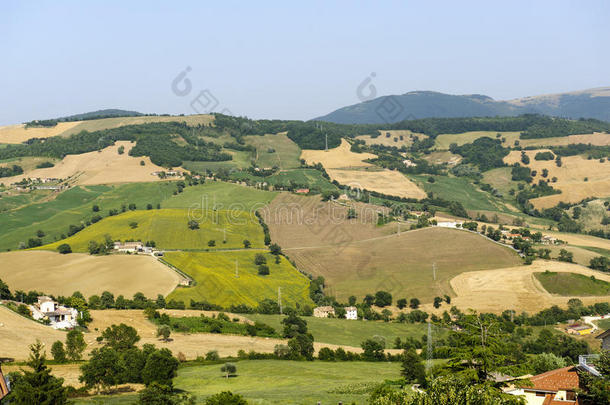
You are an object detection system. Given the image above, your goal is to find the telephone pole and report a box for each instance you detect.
[235,259,239,278]
[278,287,283,315]
[432,262,437,281]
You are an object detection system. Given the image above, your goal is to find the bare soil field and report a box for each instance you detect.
[504,150,610,208]
[0,251,181,298]
[281,227,521,303]
[0,115,215,144]
[2,141,176,186]
[326,168,427,199]
[450,260,610,313]
[356,130,428,148]
[300,139,375,169]
[261,193,393,249]
[422,151,462,165]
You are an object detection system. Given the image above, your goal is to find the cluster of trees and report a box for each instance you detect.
[0,164,23,177]
[450,137,509,171]
[521,116,610,139]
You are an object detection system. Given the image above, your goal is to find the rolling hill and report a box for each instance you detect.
[314,87,610,124]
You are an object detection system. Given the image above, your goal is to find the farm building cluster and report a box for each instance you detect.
[313,306,358,320]
[29,296,78,329]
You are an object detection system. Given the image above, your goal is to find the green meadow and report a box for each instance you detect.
[535,271,610,296]
[38,208,266,252]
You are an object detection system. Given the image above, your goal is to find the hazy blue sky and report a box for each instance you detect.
[1,0,608,124]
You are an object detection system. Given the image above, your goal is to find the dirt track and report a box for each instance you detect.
[450,260,610,313]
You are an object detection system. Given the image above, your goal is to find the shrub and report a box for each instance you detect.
[57,243,72,254]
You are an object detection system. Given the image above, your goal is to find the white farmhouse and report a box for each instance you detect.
[29,296,78,329]
[436,221,463,229]
[113,241,144,253]
[344,306,358,320]
[313,306,335,318]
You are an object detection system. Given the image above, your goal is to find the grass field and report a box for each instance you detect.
[285,227,521,303]
[0,189,54,212]
[245,133,301,170]
[356,129,428,148]
[163,181,277,212]
[231,168,338,192]
[519,132,610,148]
[535,271,610,296]
[451,260,610,313]
[175,360,402,405]
[73,360,402,405]
[410,174,501,212]
[0,250,181,297]
[0,156,60,172]
[164,251,313,308]
[38,208,266,252]
[182,150,252,173]
[597,318,610,330]
[1,142,172,186]
[434,131,521,149]
[504,151,610,208]
[245,314,430,347]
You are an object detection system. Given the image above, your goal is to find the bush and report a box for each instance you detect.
[57,243,72,254]
[258,265,270,275]
[51,341,67,363]
[205,391,248,405]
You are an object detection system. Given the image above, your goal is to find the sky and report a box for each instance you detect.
[0,0,608,125]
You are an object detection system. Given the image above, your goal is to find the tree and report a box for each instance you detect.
[531,352,566,374]
[7,341,67,404]
[207,239,216,247]
[100,291,115,308]
[287,333,314,360]
[558,249,574,263]
[433,296,443,308]
[57,243,72,254]
[141,348,179,387]
[157,325,171,341]
[51,341,67,363]
[0,277,11,299]
[65,330,86,361]
[409,298,420,309]
[269,243,282,255]
[257,265,269,275]
[187,220,199,230]
[36,229,45,238]
[374,291,392,307]
[254,253,267,265]
[138,382,195,405]
[363,294,375,306]
[80,346,124,393]
[220,362,237,378]
[401,348,426,386]
[348,295,357,306]
[204,391,248,405]
[282,314,308,338]
[243,239,251,248]
[101,323,140,351]
[397,298,407,309]
[361,339,385,361]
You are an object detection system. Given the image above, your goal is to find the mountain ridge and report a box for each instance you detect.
[314,87,610,124]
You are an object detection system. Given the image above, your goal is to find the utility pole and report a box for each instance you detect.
[278,287,283,315]
[432,262,437,281]
[235,259,239,278]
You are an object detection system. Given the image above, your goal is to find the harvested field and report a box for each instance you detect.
[282,227,521,303]
[326,168,427,199]
[0,251,181,297]
[2,363,84,387]
[450,260,610,313]
[504,150,610,208]
[422,150,462,165]
[434,131,521,149]
[356,130,428,148]
[1,141,175,186]
[0,305,67,361]
[300,139,375,169]
[519,132,610,148]
[0,115,215,144]
[0,122,82,144]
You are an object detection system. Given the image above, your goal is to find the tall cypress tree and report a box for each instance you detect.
[8,341,67,405]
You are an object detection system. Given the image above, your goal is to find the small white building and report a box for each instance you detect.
[436,221,463,229]
[344,306,358,320]
[29,296,78,329]
[113,241,144,253]
[313,306,335,318]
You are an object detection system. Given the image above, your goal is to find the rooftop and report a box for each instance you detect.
[527,366,580,392]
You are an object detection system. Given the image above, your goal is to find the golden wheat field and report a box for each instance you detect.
[519,132,610,148]
[504,150,610,208]
[1,141,178,186]
[300,138,375,169]
[0,251,181,298]
[450,260,610,313]
[0,114,215,144]
[326,168,427,199]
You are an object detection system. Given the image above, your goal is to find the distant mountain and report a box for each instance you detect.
[314,87,610,124]
[58,109,144,121]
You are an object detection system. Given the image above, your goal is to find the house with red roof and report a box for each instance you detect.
[507,366,581,404]
[0,364,9,401]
